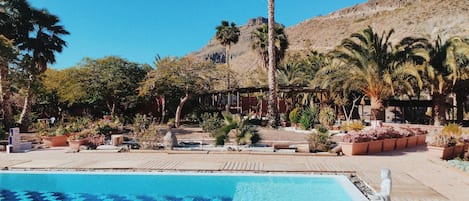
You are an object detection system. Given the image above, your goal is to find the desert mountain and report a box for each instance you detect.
[190,0,469,84]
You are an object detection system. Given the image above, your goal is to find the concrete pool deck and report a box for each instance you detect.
[1,146,468,201]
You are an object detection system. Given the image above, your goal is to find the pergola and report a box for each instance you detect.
[197,86,327,116]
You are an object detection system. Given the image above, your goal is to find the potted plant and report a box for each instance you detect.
[427,123,461,160]
[366,128,384,154]
[68,129,93,152]
[340,131,370,155]
[381,127,397,152]
[405,128,418,148]
[42,125,69,147]
[394,128,408,150]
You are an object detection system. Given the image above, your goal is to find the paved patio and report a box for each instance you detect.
[1,146,468,201]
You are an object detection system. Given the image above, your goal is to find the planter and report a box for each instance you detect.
[453,144,464,158]
[427,146,455,160]
[341,142,369,155]
[395,138,408,150]
[42,135,68,147]
[68,139,87,152]
[407,136,418,148]
[382,138,396,152]
[368,140,383,154]
[416,134,427,146]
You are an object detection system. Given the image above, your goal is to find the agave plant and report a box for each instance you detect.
[215,112,260,145]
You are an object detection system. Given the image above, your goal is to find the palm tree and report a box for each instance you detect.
[17,8,69,128]
[251,3,288,127]
[314,26,424,121]
[215,20,239,70]
[267,0,277,127]
[422,36,469,125]
[277,61,306,87]
[251,24,288,69]
[215,20,239,111]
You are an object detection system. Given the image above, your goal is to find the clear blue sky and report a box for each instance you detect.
[29,0,366,69]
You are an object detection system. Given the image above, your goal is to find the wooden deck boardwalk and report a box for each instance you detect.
[1,146,467,201]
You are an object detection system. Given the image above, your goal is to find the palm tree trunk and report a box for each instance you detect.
[456,91,465,123]
[225,45,231,112]
[18,75,34,131]
[175,93,190,128]
[0,60,14,129]
[160,95,166,124]
[267,0,279,127]
[370,96,385,121]
[432,92,447,126]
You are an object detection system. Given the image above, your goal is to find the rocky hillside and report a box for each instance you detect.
[190,0,469,83]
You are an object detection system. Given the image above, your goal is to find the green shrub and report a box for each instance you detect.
[200,112,223,137]
[0,126,6,140]
[300,112,312,130]
[216,112,261,145]
[316,124,329,134]
[215,133,227,146]
[319,106,335,128]
[289,107,301,124]
[307,131,332,152]
[298,105,319,130]
[341,120,365,131]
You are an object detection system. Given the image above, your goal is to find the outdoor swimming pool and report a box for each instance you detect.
[0,171,368,201]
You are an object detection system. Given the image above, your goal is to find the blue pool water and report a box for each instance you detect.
[0,172,367,201]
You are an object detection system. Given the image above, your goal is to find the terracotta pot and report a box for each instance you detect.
[395,138,408,150]
[427,146,454,160]
[382,138,396,152]
[368,140,383,154]
[68,139,87,152]
[416,134,427,146]
[341,142,369,155]
[407,136,418,148]
[42,135,68,147]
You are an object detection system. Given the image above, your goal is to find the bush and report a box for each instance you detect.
[133,122,164,149]
[0,126,6,140]
[215,133,227,146]
[289,107,301,125]
[300,112,312,130]
[315,124,329,134]
[341,120,365,131]
[216,112,261,146]
[200,112,223,137]
[319,106,335,128]
[307,131,332,152]
[299,105,319,130]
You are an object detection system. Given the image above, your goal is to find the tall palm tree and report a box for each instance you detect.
[267,0,277,127]
[17,8,69,129]
[215,20,239,70]
[314,26,424,121]
[251,4,288,127]
[215,20,239,111]
[422,36,469,125]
